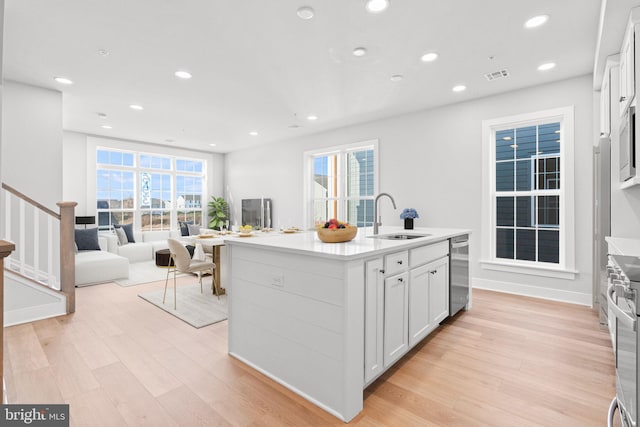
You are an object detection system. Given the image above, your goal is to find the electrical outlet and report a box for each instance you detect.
[271,274,284,287]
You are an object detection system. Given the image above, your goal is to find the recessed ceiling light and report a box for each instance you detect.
[249,131,258,136]
[297,6,315,19]
[97,113,107,119]
[420,52,438,62]
[54,76,73,85]
[101,125,112,129]
[353,47,367,57]
[97,49,110,57]
[366,0,390,13]
[537,62,556,71]
[503,136,512,141]
[129,104,144,110]
[174,70,192,79]
[390,74,404,82]
[452,85,467,92]
[209,143,217,147]
[525,15,549,29]
[307,115,318,121]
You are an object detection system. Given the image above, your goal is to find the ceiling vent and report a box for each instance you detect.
[484,69,509,81]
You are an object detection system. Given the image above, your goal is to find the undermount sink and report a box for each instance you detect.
[368,233,431,240]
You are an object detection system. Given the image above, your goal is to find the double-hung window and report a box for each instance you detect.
[482,107,575,278]
[305,140,378,227]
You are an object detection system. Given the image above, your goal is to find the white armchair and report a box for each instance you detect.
[164,238,219,309]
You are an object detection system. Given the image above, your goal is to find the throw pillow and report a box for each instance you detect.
[185,245,196,258]
[75,228,101,251]
[188,224,201,236]
[179,221,193,237]
[115,227,128,246]
[115,223,135,243]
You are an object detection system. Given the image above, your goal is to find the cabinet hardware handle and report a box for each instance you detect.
[398,277,404,283]
[620,96,627,102]
[379,269,385,274]
[397,260,403,265]
[430,270,437,275]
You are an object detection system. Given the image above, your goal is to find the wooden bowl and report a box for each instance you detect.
[317,226,357,243]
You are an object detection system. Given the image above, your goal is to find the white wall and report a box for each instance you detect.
[0,1,4,227]
[225,75,594,305]
[62,133,225,225]
[2,80,62,210]
[62,131,88,214]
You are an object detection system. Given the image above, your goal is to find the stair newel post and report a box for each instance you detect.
[57,202,77,313]
[0,240,16,396]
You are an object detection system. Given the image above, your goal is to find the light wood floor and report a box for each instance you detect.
[4,279,616,426]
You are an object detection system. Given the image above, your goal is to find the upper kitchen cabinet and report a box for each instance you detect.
[601,56,619,137]
[619,9,640,116]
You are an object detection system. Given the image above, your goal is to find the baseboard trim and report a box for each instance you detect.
[472,277,592,307]
[5,302,67,327]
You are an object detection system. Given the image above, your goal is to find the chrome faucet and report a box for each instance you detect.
[373,193,397,235]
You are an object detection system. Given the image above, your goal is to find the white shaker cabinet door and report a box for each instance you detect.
[364,258,384,385]
[408,263,431,347]
[428,257,450,325]
[383,272,409,368]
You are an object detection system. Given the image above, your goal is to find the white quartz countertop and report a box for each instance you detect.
[223,226,471,260]
[606,236,640,257]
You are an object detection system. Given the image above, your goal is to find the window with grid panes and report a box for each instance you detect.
[306,141,377,228]
[494,122,561,264]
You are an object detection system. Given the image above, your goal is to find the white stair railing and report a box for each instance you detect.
[2,183,61,289]
[1,183,76,313]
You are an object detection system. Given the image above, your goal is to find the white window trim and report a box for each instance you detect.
[303,139,379,229]
[95,147,207,231]
[480,107,576,279]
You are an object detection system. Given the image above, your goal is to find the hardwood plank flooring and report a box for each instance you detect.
[3,279,616,426]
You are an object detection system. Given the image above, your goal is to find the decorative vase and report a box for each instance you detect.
[404,218,414,230]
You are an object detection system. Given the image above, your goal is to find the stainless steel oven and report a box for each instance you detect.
[607,255,640,427]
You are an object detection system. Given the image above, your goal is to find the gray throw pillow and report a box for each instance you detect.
[75,228,101,251]
[115,227,128,246]
[188,224,201,236]
[115,223,135,243]
[179,221,193,236]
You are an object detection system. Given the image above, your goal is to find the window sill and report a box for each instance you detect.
[480,260,577,280]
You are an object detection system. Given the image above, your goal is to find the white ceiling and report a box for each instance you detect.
[4,0,603,153]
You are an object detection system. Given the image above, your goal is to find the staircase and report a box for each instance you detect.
[1,182,77,321]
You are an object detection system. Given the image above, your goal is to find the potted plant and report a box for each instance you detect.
[400,208,419,230]
[208,196,229,230]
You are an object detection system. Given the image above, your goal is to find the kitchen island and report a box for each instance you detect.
[225,226,470,421]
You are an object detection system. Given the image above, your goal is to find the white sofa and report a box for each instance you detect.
[76,236,129,286]
[104,230,182,263]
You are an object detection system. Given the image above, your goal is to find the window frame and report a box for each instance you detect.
[96,147,206,232]
[303,140,379,228]
[481,107,576,279]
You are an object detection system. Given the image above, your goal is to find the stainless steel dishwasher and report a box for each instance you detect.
[449,235,469,316]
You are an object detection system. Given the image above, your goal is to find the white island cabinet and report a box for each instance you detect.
[225,226,470,422]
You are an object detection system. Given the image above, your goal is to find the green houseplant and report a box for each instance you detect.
[208,196,229,230]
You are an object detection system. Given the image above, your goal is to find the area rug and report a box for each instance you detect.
[115,261,170,287]
[138,283,227,328]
